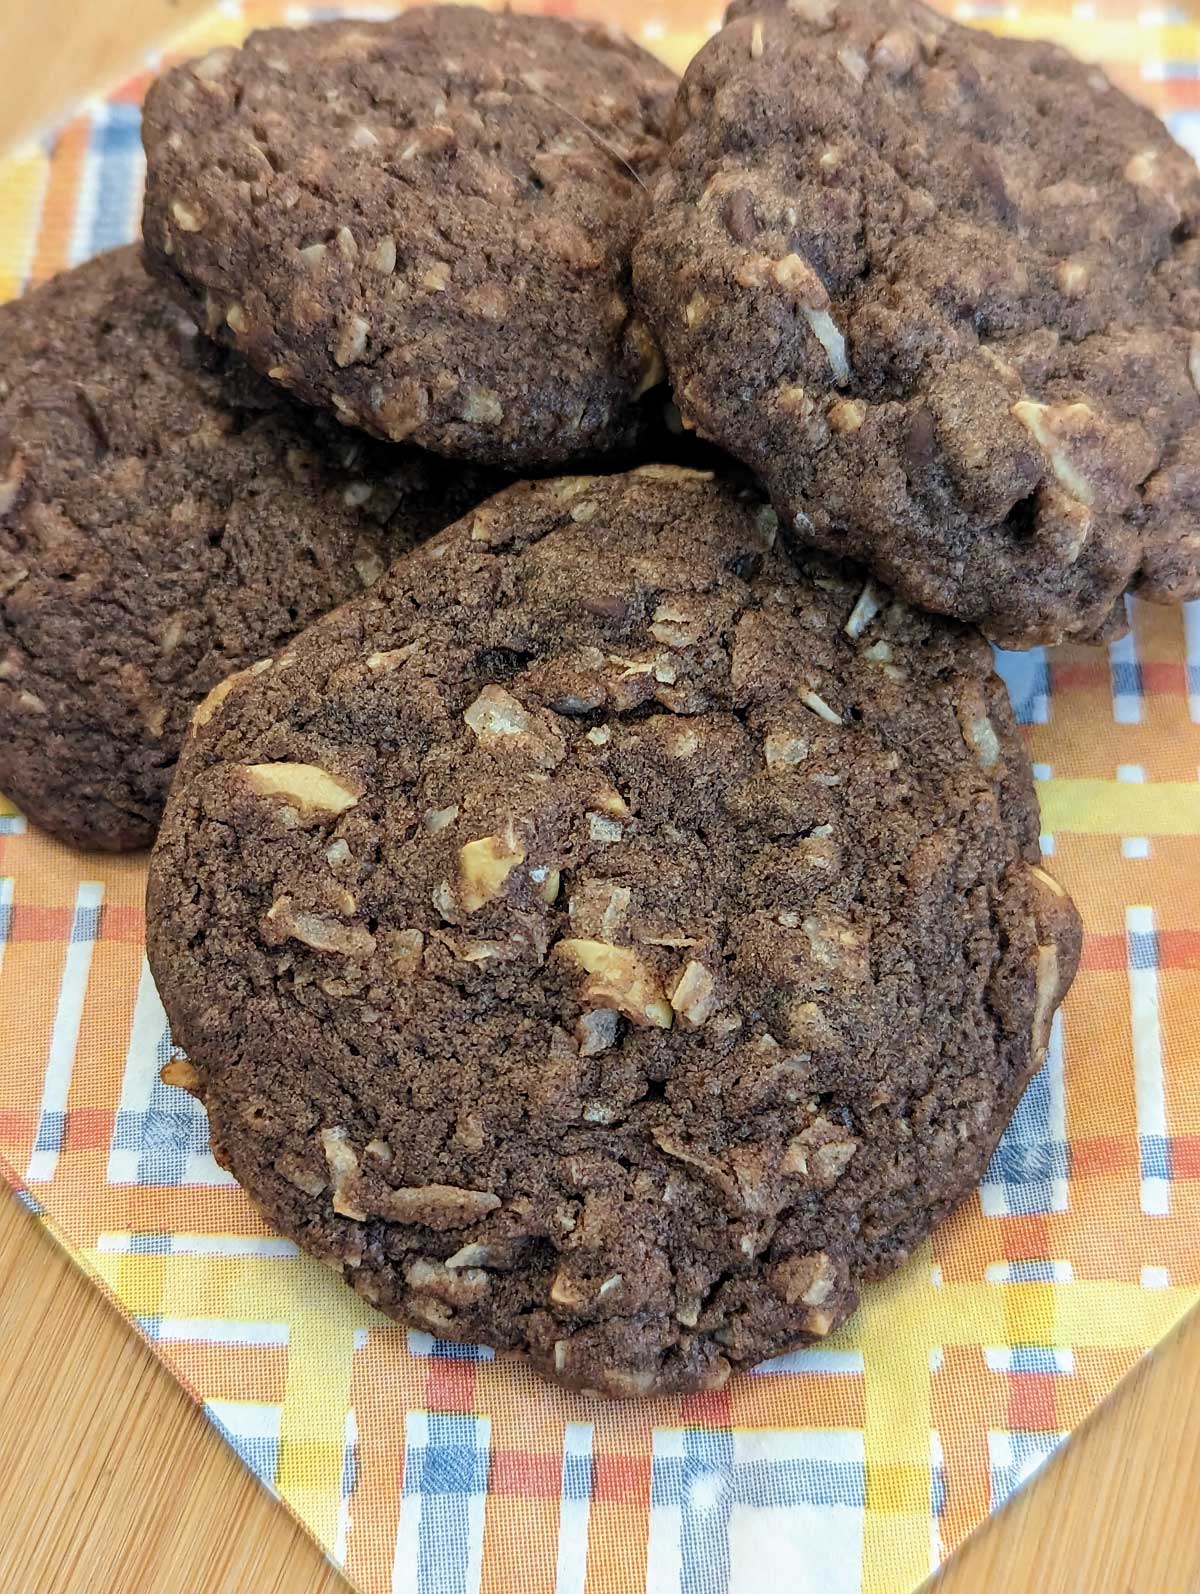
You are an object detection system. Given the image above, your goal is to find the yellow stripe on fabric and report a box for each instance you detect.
[0,792,21,818]
[0,144,49,304]
[981,17,1200,66]
[89,1248,363,1548]
[277,1303,358,1549]
[930,1282,1198,1351]
[837,1278,1199,1359]
[85,1249,379,1329]
[1038,780,1200,837]
[855,1263,934,1594]
[846,1260,1199,1594]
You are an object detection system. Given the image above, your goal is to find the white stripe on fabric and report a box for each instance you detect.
[157,1318,290,1346]
[67,106,104,265]
[106,957,169,1182]
[1109,602,1141,725]
[645,1428,685,1594]
[1185,600,1200,722]
[1127,905,1169,1216]
[554,1424,594,1594]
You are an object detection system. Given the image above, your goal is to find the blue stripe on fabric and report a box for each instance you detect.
[341,1428,359,1498]
[72,905,101,943]
[1005,1346,1068,1375]
[990,1432,1061,1510]
[992,646,1050,726]
[206,1410,281,1489]
[0,818,26,835]
[1127,930,1160,972]
[1140,1132,1172,1184]
[128,1232,172,1255]
[407,1413,490,1594]
[32,1109,65,1154]
[681,1430,733,1594]
[650,1427,868,1594]
[650,1438,867,1594]
[89,107,143,255]
[562,1451,594,1503]
[1000,1260,1060,1284]
[985,1055,1067,1214]
[931,1461,946,1518]
[987,1141,1069,1184]
[428,1338,494,1362]
[110,1042,212,1182]
[1110,660,1143,699]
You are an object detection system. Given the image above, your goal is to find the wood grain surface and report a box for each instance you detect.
[1,3,1199,1591]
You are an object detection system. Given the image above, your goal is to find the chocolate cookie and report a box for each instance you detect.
[0,247,497,852]
[148,465,1080,1396]
[633,0,1200,647]
[141,8,676,469]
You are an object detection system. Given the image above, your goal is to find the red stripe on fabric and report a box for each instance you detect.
[488,1451,563,1499]
[591,1454,651,1507]
[1071,1137,1137,1178]
[424,1354,476,1412]
[1001,1216,1050,1261]
[8,906,73,942]
[60,1109,116,1151]
[112,72,154,106]
[1008,1373,1057,1433]
[1049,663,1109,693]
[1079,934,1127,972]
[1160,931,1200,970]
[0,1111,37,1141]
[1172,1137,1200,1179]
[98,905,146,942]
[7,904,143,943]
[680,1388,733,1427]
[1140,662,1187,696]
[1050,661,1185,697]
[1080,931,1200,973]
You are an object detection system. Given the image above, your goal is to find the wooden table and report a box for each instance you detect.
[2,4,1200,1590]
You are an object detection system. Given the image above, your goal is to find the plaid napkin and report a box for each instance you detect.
[2,3,1199,1590]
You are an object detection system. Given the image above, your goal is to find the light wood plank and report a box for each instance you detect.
[0,0,211,154]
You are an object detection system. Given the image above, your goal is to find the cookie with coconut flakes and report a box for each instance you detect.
[148,465,1080,1395]
[141,7,677,469]
[634,0,1200,647]
[0,247,498,850]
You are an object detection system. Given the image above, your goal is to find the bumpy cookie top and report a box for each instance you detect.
[634,0,1200,647]
[141,7,676,468]
[0,247,496,851]
[148,466,1080,1395]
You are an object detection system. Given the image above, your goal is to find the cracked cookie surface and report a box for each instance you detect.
[141,7,676,469]
[0,246,497,851]
[148,466,1081,1395]
[634,0,1200,647]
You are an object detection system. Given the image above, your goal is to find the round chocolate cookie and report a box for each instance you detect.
[633,0,1200,647]
[0,247,498,852]
[141,7,676,469]
[148,465,1080,1396]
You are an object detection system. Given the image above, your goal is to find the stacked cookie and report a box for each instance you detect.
[4,0,1195,1394]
